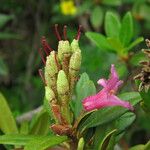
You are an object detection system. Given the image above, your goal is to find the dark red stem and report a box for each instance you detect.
[63,25,67,40]
[55,24,61,41]
[38,69,47,85]
[41,36,53,55]
[38,48,46,65]
[75,25,82,40]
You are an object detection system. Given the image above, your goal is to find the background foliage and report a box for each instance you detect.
[0,0,150,149]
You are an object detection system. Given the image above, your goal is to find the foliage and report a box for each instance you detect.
[0,0,150,150]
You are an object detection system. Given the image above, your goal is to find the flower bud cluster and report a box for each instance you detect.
[39,25,82,127]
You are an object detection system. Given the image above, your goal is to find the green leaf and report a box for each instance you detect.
[0,134,39,146]
[126,37,144,51]
[116,112,136,132]
[129,144,145,150]
[0,92,18,134]
[102,0,121,6]
[85,32,113,52]
[0,32,22,40]
[20,121,29,135]
[75,73,96,118]
[0,57,8,76]
[24,135,68,150]
[119,12,133,46]
[30,109,50,135]
[0,14,14,28]
[90,6,104,29]
[78,92,141,133]
[94,124,116,150]
[107,37,124,53]
[104,12,121,38]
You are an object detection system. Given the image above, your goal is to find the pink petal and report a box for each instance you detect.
[97,78,107,88]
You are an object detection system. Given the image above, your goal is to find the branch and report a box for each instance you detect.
[16,106,43,123]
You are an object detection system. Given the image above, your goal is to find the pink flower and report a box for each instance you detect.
[82,64,134,111]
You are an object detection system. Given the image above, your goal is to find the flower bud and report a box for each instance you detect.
[71,39,81,53]
[45,51,59,93]
[57,70,69,98]
[69,51,81,92]
[45,86,56,104]
[57,70,71,124]
[58,40,72,61]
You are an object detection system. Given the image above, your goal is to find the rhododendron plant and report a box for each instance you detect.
[82,64,134,111]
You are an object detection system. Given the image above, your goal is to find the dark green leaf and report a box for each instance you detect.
[0,92,18,134]
[0,14,14,28]
[85,32,113,52]
[75,73,96,118]
[0,58,8,76]
[104,12,121,38]
[102,0,121,6]
[0,32,22,40]
[24,135,68,150]
[119,12,133,46]
[30,110,50,135]
[116,112,136,132]
[90,6,104,29]
[0,134,40,146]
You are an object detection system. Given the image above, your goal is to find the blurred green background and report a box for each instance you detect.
[0,0,150,148]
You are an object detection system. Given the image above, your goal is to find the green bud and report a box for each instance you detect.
[57,70,69,96]
[45,86,56,103]
[69,51,81,72]
[57,70,71,124]
[77,137,84,150]
[71,39,81,53]
[58,40,72,61]
[69,51,81,92]
[45,51,59,92]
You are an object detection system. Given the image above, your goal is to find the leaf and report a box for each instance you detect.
[119,12,133,46]
[0,32,22,40]
[104,12,121,38]
[126,37,144,51]
[107,37,124,53]
[24,135,68,150]
[129,145,145,150]
[75,73,96,118]
[30,109,50,135]
[0,57,8,76]
[90,6,104,29]
[85,32,113,52]
[0,134,39,146]
[20,121,29,135]
[78,92,141,133]
[94,124,116,150]
[116,112,136,132]
[0,92,18,134]
[0,14,14,28]
[102,0,121,6]
[0,134,67,150]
